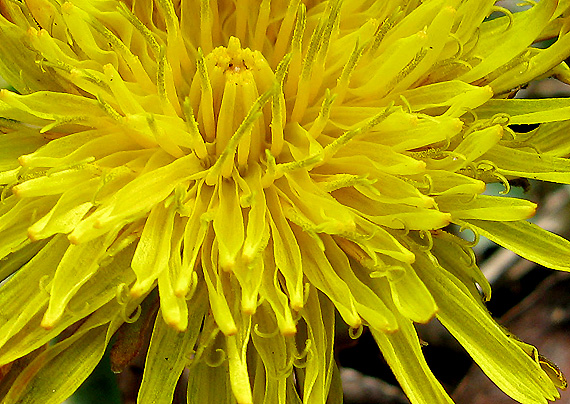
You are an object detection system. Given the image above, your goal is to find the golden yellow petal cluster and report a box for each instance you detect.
[0,1,570,403]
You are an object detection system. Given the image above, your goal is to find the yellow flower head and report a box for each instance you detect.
[0,0,569,403]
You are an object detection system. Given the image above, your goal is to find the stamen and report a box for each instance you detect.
[367,7,402,58]
[205,347,227,367]
[96,94,123,121]
[460,244,477,268]
[116,2,161,57]
[86,13,155,92]
[156,0,180,36]
[334,39,366,105]
[391,217,410,236]
[205,88,275,185]
[399,94,412,113]
[475,160,510,194]
[489,6,514,32]
[157,46,181,117]
[183,97,209,160]
[40,116,88,134]
[253,322,280,338]
[290,10,325,122]
[317,0,343,65]
[196,48,216,142]
[283,3,306,96]
[308,89,336,139]
[123,304,142,323]
[274,103,397,176]
[291,0,342,121]
[458,224,480,248]
[416,173,434,195]
[416,230,434,251]
[270,53,291,156]
[321,103,397,160]
[496,172,511,195]
[188,318,220,366]
[391,47,428,90]
[292,338,313,368]
[116,283,130,305]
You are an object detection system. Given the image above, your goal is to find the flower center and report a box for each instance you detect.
[194,36,281,183]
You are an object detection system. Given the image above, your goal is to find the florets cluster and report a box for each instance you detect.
[0,1,569,404]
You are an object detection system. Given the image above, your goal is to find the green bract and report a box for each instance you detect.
[0,0,569,403]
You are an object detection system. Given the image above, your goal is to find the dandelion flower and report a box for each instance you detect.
[1,0,570,403]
